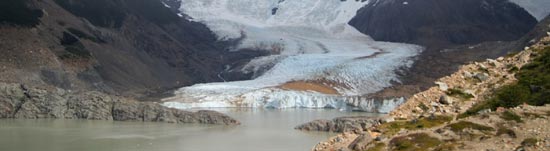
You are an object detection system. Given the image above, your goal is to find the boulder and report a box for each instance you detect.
[435,82,449,91]
[474,73,490,81]
[348,134,374,151]
[439,95,453,105]
[294,119,334,131]
[296,116,380,133]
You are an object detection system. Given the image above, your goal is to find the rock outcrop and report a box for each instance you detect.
[0,83,239,125]
[295,116,381,133]
[349,0,537,47]
[310,31,550,151]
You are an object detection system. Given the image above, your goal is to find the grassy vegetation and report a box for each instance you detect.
[508,65,519,73]
[461,46,550,117]
[446,121,494,134]
[521,138,538,147]
[523,112,544,118]
[0,0,43,27]
[433,142,459,151]
[378,116,452,135]
[446,88,474,100]
[496,126,517,138]
[418,103,429,112]
[365,143,386,151]
[500,111,523,123]
[389,133,442,151]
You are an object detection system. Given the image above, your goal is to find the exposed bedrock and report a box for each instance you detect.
[349,0,537,47]
[295,116,383,133]
[0,83,239,125]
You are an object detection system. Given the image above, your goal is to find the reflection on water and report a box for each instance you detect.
[0,108,380,151]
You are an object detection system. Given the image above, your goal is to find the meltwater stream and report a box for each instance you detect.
[0,109,380,151]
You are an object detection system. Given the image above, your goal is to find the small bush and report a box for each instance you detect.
[521,138,538,147]
[378,116,452,135]
[390,133,442,151]
[419,103,430,112]
[446,121,494,133]
[446,88,474,100]
[508,66,519,73]
[500,111,523,123]
[496,126,517,138]
[461,47,550,117]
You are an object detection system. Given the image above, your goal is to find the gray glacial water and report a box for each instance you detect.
[0,109,380,151]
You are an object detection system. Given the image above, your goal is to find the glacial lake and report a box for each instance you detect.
[0,109,380,151]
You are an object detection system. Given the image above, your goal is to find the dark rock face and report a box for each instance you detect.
[295,116,381,133]
[0,0,260,99]
[349,0,538,47]
[0,0,43,27]
[0,83,240,125]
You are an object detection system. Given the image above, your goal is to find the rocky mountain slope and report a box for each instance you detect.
[360,3,550,105]
[349,0,537,47]
[0,0,261,99]
[306,26,550,151]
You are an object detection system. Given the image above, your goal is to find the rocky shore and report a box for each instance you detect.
[0,83,240,125]
[304,35,550,151]
[295,116,384,133]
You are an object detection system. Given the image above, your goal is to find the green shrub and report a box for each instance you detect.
[500,111,523,123]
[446,88,474,100]
[419,103,430,112]
[462,47,550,117]
[496,126,517,138]
[390,133,442,151]
[378,116,452,135]
[521,138,538,147]
[446,121,494,133]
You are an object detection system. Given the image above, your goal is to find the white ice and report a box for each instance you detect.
[162,0,422,112]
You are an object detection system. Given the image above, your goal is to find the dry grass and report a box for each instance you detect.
[279,81,340,95]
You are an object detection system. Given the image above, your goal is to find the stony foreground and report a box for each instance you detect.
[304,35,550,151]
[0,83,239,125]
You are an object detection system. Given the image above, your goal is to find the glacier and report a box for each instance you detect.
[162,0,422,113]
